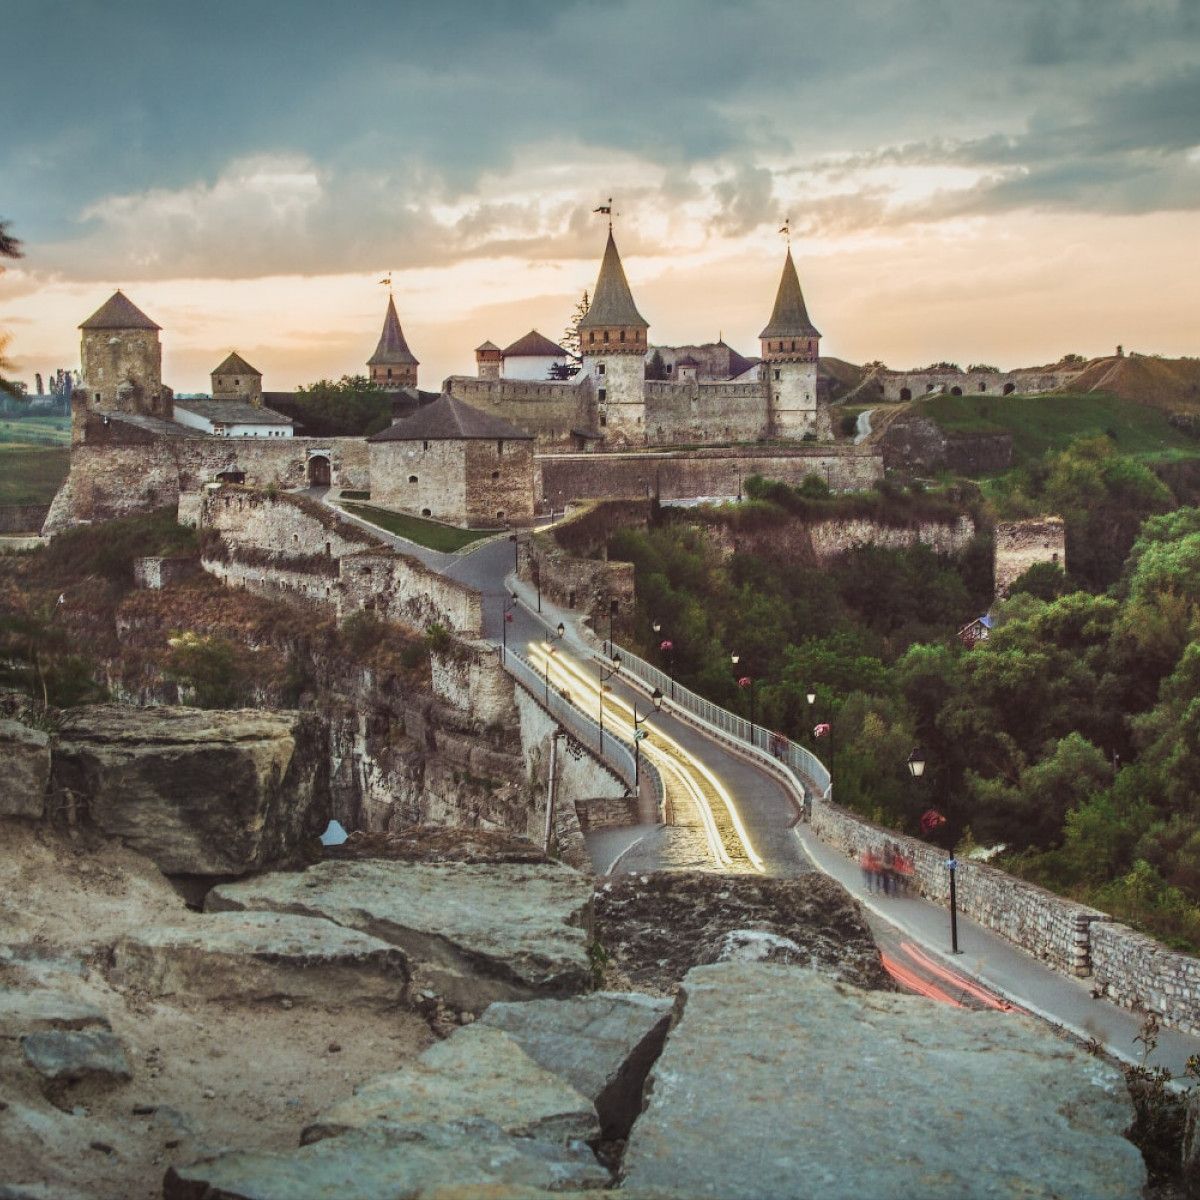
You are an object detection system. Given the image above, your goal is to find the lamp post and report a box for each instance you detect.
[501,590,517,664]
[607,598,619,659]
[809,689,833,783]
[543,622,565,705]
[508,532,518,574]
[652,620,676,701]
[732,653,755,745]
[632,687,663,790]
[532,559,542,614]
[598,652,622,754]
[908,746,958,954]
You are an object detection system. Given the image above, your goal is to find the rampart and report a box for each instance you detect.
[537,446,883,508]
[994,517,1066,597]
[877,366,1084,402]
[642,379,768,444]
[42,432,370,535]
[445,376,590,450]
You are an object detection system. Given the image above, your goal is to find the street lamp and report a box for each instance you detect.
[652,620,676,701]
[732,653,756,745]
[598,652,622,753]
[543,623,565,704]
[906,746,926,779]
[508,532,518,573]
[908,747,958,954]
[809,688,833,782]
[607,597,619,659]
[501,590,518,664]
[632,687,663,790]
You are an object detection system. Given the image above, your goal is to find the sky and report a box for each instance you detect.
[2,0,1199,394]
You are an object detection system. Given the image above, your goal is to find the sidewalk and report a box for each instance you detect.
[794,823,1200,1075]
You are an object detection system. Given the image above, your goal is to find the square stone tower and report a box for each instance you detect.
[211,351,263,406]
[79,291,169,421]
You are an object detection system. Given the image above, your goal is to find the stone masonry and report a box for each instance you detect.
[995,516,1067,596]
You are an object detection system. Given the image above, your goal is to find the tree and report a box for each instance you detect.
[0,219,24,398]
[646,349,667,380]
[560,289,589,365]
[289,375,390,436]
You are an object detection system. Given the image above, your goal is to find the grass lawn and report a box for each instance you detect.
[917,391,1200,470]
[0,414,71,447]
[0,445,71,505]
[339,502,498,552]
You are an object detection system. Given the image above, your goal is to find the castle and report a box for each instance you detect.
[47,231,886,536]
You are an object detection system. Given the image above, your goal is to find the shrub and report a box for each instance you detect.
[340,610,387,658]
[164,631,246,708]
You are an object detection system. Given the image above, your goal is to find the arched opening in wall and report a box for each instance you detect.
[926,384,935,393]
[307,455,331,486]
[950,386,963,396]
[421,508,432,517]
[496,510,505,520]
[567,589,576,608]
[1003,383,1016,395]
[408,475,418,484]
[899,387,912,402]
[215,469,245,484]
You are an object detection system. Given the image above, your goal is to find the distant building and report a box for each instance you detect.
[174,399,294,438]
[211,352,263,406]
[499,330,570,381]
[958,614,994,646]
[367,393,534,526]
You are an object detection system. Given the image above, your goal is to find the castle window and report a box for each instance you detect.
[589,331,595,344]
[774,370,781,381]
[597,363,605,376]
[496,510,505,520]
[95,392,101,403]
[423,440,430,450]
[235,378,240,386]
[790,341,795,351]
[603,330,610,343]
[599,414,607,427]
[421,508,432,517]
[620,330,626,343]
[598,388,606,403]
[409,475,418,484]
[497,439,503,455]
[387,368,393,378]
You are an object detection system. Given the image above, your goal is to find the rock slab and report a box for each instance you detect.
[0,719,50,819]
[50,704,330,875]
[20,1029,131,1089]
[109,911,408,1006]
[621,963,1146,1200]
[481,991,672,1140]
[303,1023,598,1145]
[164,1120,611,1199]
[207,858,594,1013]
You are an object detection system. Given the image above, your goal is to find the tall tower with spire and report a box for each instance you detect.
[759,249,821,439]
[368,294,419,390]
[578,231,649,442]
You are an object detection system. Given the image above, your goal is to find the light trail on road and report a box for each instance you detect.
[527,642,764,873]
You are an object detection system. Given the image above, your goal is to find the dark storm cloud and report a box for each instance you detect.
[4,0,1199,278]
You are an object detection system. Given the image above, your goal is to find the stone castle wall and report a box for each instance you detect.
[370,439,466,523]
[879,412,1013,475]
[642,380,768,444]
[445,376,589,451]
[0,503,51,533]
[994,517,1066,596]
[44,434,370,534]
[1090,921,1200,1037]
[878,366,1084,402]
[537,447,883,508]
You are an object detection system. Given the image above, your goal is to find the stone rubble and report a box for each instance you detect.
[0,720,50,819]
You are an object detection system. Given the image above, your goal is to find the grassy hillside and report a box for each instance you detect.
[916,391,1200,470]
[0,413,71,447]
[1065,354,1200,412]
[0,446,70,505]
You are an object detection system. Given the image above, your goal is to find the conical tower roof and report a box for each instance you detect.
[578,232,648,330]
[212,351,261,376]
[759,250,820,340]
[79,290,161,331]
[367,295,419,367]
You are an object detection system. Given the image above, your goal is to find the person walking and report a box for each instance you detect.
[861,848,880,893]
[881,843,897,896]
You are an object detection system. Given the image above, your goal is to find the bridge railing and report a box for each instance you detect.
[501,648,665,819]
[608,641,832,798]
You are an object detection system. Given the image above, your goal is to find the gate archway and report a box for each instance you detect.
[307,455,331,486]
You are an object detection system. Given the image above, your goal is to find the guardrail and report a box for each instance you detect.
[501,648,665,820]
[608,641,832,798]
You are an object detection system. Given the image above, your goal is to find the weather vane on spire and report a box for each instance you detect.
[378,272,393,294]
[593,198,615,231]
[779,217,791,248]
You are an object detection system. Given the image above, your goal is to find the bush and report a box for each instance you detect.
[39,508,197,588]
[340,610,387,658]
[164,631,246,708]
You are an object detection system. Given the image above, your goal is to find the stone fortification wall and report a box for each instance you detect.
[809,795,1103,977]
[879,411,1012,475]
[133,556,202,590]
[200,488,483,636]
[44,435,370,534]
[445,376,590,451]
[878,366,1083,402]
[538,447,883,508]
[642,380,768,444]
[0,504,51,533]
[1090,922,1200,1037]
[994,517,1066,596]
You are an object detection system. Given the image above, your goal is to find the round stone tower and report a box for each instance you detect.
[759,250,821,439]
[78,291,169,421]
[578,231,649,444]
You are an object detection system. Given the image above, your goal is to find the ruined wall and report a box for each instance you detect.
[44,435,370,534]
[994,517,1066,597]
[879,411,1012,474]
[878,366,1084,402]
[538,447,883,507]
[133,556,202,590]
[201,488,377,558]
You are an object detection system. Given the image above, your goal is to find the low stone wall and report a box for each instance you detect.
[809,795,1103,977]
[0,503,51,533]
[133,556,203,590]
[1091,922,1200,1037]
[575,795,640,831]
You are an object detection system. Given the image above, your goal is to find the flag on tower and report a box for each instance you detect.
[593,202,612,215]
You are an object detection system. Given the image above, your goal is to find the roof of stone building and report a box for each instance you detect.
[368,393,533,442]
[212,351,261,377]
[79,290,161,331]
[475,340,502,354]
[503,330,567,358]
[367,295,419,367]
[578,231,648,330]
[175,400,293,425]
[759,249,820,341]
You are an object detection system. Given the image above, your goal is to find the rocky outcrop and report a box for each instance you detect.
[109,912,409,1006]
[481,991,672,1141]
[593,870,891,994]
[621,963,1145,1199]
[207,858,595,1013]
[0,720,51,819]
[20,1030,131,1099]
[326,825,550,865]
[50,705,330,875]
[302,1023,599,1146]
[164,1121,611,1199]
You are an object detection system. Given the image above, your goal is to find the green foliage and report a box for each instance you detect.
[0,446,70,505]
[340,610,387,658]
[0,603,106,710]
[37,508,197,589]
[1007,560,1068,600]
[645,349,667,380]
[1121,1017,1199,1186]
[164,631,247,708]
[424,623,453,654]
[291,376,391,437]
[340,503,495,551]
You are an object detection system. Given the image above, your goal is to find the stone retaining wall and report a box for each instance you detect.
[1091,922,1200,1037]
[575,795,640,830]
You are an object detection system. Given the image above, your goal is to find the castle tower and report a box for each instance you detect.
[79,291,169,421]
[211,351,263,406]
[759,249,821,439]
[368,294,419,390]
[475,341,502,380]
[578,231,649,442]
